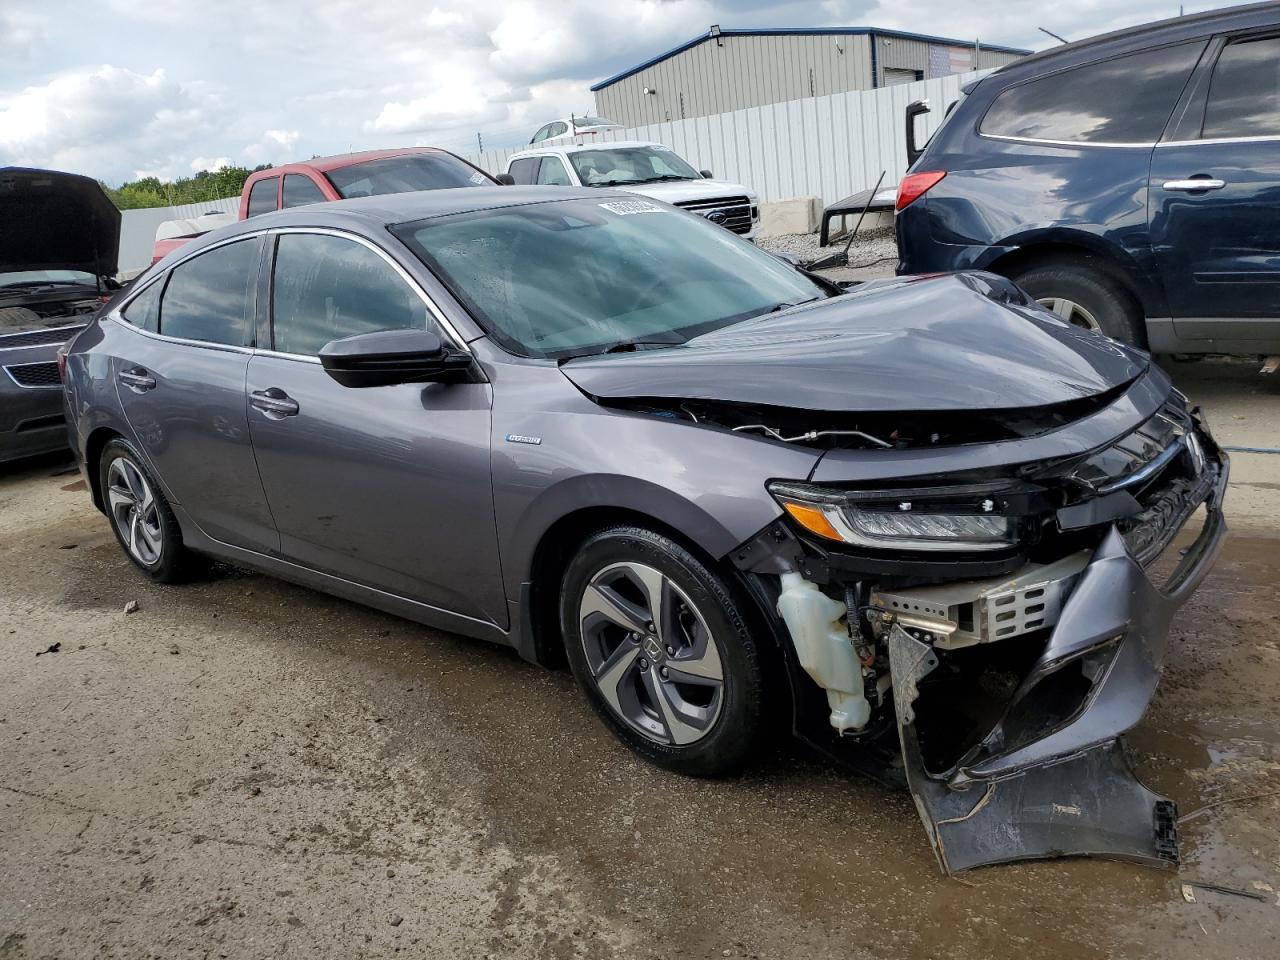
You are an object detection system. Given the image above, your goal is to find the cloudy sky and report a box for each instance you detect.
[0,0,1235,184]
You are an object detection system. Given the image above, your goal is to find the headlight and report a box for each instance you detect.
[768,481,1020,552]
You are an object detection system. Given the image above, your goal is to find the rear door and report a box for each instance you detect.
[245,229,505,626]
[113,236,278,552]
[1150,32,1280,344]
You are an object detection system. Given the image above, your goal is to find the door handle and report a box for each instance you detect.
[1162,177,1226,192]
[250,388,300,419]
[118,367,157,392]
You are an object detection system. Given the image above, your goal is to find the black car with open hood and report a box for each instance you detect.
[1,167,121,462]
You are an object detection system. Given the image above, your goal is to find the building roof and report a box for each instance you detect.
[590,27,1033,92]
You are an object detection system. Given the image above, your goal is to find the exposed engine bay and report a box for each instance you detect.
[732,394,1228,873]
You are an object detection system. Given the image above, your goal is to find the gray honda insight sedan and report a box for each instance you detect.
[62,186,1227,873]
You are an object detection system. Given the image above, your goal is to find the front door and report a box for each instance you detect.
[245,229,506,627]
[1150,33,1280,345]
[113,236,278,553]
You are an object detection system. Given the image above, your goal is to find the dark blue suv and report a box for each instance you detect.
[896,2,1280,353]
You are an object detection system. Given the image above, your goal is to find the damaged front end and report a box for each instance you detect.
[735,392,1228,873]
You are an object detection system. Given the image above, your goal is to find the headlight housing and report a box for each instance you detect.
[768,480,1024,552]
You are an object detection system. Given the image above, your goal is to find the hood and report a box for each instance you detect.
[615,178,753,204]
[560,273,1148,414]
[0,167,121,277]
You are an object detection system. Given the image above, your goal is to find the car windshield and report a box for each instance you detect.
[0,270,97,290]
[568,146,701,186]
[326,154,492,198]
[394,197,824,360]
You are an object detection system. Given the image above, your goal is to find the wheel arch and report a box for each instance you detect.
[83,426,127,514]
[509,475,779,669]
[982,233,1163,319]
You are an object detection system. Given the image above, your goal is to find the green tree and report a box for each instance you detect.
[101,164,273,210]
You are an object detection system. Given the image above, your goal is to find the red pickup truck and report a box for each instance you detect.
[152,147,500,264]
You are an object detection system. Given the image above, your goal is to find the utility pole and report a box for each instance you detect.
[477,132,483,153]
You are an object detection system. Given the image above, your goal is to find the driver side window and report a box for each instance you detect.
[270,233,439,357]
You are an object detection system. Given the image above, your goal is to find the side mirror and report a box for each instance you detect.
[700,169,714,179]
[494,173,516,186]
[319,329,472,388]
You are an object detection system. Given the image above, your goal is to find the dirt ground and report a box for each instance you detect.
[2,358,1278,960]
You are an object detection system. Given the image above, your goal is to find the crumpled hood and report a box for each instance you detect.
[0,167,121,277]
[560,273,1148,413]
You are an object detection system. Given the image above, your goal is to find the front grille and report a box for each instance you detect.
[5,361,61,388]
[0,324,85,348]
[674,195,754,235]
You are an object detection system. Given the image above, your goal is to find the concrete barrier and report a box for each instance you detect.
[757,197,822,238]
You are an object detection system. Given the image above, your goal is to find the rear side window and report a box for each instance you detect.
[508,157,539,184]
[270,233,433,356]
[246,178,278,217]
[282,174,327,208]
[536,156,572,185]
[159,239,258,346]
[981,41,1206,143]
[122,279,162,333]
[1202,36,1280,138]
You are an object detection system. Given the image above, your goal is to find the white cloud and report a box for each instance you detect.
[0,0,1245,183]
[189,156,230,172]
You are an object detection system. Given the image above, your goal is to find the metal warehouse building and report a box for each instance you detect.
[591,26,1030,127]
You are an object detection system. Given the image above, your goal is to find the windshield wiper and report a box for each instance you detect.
[631,175,694,184]
[560,333,688,362]
[0,280,91,291]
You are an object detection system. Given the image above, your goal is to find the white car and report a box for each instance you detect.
[530,116,623,144]
[505,141,760,240]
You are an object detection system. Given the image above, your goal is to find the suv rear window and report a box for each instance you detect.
[981,41,1206,144]
[1203,36,1280,139]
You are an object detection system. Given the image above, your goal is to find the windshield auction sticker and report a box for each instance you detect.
[598,199,665,216]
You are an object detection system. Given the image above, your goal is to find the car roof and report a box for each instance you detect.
[511,140,664,158]
[244,147,465,182]
[994,1,1279,76]
[172,186,621,257]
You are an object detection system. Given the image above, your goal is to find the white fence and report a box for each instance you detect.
[462,70,982,207]
[118,197,239,273]
[113,70,980,271]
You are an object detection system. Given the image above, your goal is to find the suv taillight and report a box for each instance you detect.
[896,171,946,211]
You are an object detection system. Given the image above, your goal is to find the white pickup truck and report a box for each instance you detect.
[504,141,760,240]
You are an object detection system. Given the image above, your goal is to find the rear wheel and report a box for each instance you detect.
[1010,258,1146,347]
[99,438,203,583]
[560,526,765,776]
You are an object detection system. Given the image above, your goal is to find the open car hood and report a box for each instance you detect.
[560,273,1148,413]
[0,167,121,277]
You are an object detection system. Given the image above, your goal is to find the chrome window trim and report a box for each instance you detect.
[978,133,1158,149]
[267,226,472,357]
[3,360,62,389]
[1158,133,1280,146]
[105,314,256,355]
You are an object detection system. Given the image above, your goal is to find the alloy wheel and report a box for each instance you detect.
[578,561,724,746]
[1038,296,1101,332]
[106,456,163,567]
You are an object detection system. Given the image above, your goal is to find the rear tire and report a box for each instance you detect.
[560,526,765,777]
[98,438,204,584]
[1010,257,1147,347]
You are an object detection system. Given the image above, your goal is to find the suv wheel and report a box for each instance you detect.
[1010,258,1146,346]
[99,438,204,583]
[560,526,765,776]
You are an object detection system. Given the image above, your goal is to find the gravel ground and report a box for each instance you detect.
[1,361,1278,959]
[757,226,899,282]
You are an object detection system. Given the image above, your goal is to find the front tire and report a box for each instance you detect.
[1010,257,1147,347]
[99,438,203,583]
[560,526,765,777]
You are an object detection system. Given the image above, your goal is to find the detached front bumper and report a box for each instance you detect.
[890,450,1228,873]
